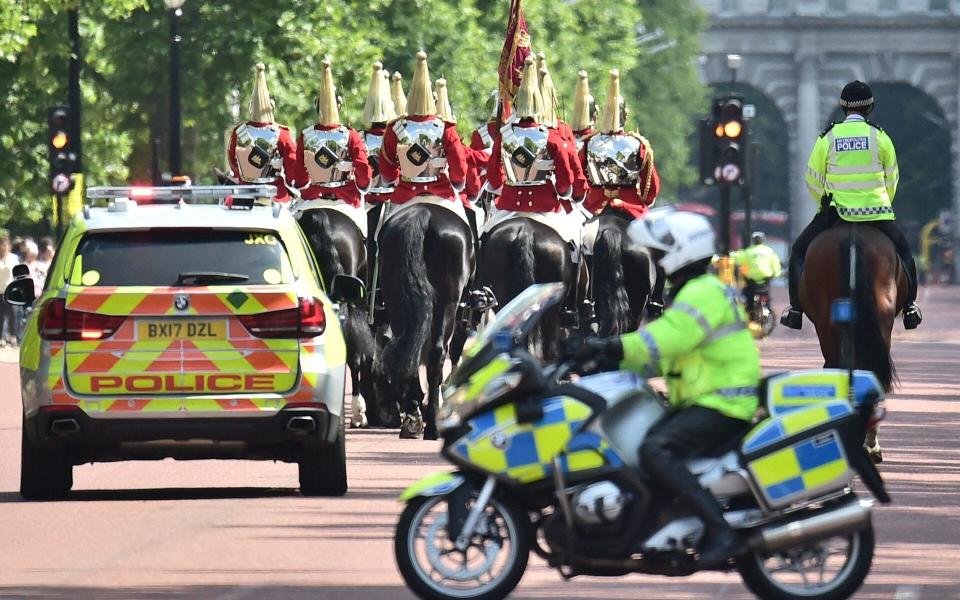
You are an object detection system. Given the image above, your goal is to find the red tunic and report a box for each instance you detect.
[379,115,467,205]
[363,124,391,204]
[554,121,588,203]
[487,120,577,213]
[579,131,661,219]
[294,124,371,207]
[469,121,499,152]
[228,122,298,202]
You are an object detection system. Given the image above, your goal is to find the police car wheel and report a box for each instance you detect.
[19,418,72,501]
[298,417,348,497]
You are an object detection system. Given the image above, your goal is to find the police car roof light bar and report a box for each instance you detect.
[85,185,277,202]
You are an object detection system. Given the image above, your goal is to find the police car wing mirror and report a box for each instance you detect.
[12,264,29,279]
[4,278,35,307]
[329,274,366,305]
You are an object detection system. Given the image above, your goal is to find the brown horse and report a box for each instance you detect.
[800,223,907,461]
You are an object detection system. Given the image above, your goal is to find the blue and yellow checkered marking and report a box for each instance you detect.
[743,401,852,454]
[748,431,851,505]
[452,396,618,483]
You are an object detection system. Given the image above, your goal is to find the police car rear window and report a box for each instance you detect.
[70,229,295,287]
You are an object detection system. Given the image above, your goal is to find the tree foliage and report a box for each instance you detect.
[0,0,707,230]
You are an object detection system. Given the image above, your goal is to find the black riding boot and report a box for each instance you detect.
[462,207,496,312]
[646,264,666,320]
[780,251,805,330]
[870,220,922,329]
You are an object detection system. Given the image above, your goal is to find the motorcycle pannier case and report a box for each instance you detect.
[741,370,859,510]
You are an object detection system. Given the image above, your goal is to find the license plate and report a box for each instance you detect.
[137,319,227,341]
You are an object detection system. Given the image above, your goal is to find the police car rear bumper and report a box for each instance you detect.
[25,405,340,463]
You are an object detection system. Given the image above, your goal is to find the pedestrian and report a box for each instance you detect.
[0,233,20,346]
[35,236,55,292]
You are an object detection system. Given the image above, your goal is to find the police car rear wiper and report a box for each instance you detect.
[175,272,250,286]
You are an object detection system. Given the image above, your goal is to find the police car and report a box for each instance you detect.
[4,185,365,500]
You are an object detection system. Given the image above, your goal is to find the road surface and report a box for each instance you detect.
[0,286,958,599]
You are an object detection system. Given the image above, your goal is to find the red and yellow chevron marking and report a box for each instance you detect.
[65,286,298,316]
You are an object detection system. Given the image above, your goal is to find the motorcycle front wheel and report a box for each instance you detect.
[738,526,874,600]
[394,493,532,600]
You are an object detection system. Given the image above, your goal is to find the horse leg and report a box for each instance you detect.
[397,374,425,440]
[347,348,368,429]
[865,426,883,464]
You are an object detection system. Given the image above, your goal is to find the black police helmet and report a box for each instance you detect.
[840,80,874,114]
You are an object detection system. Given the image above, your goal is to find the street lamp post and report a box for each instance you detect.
[165,0,185,177]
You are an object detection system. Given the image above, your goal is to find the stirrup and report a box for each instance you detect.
[645,301,664,320]
[462,287,497,312]
[779,307,803,330]
[903,303,922,330]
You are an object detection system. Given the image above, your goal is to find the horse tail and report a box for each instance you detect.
[593,226,631,336]
[513,222,537,291]
[850,232,897,392]
[299,209,342,279]
[380,209,434,381]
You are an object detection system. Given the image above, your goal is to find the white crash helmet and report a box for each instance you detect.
[627,208,717,275]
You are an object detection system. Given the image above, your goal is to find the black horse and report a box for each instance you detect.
[375,204,473,440]
[590,208,659,336]
[479,217,578,359]
[298,209,379,428]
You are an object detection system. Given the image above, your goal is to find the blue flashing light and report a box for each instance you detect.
[830,299,855,325]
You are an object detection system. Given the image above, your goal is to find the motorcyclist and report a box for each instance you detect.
[730,231,782,314]
[567,209,760,569]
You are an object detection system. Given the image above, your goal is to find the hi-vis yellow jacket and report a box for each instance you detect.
[804,115,898,222]
[619,274,760,421]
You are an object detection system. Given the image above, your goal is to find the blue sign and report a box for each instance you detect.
[782,385,838,398]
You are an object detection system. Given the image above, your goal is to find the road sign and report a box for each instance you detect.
[51,173,72,194]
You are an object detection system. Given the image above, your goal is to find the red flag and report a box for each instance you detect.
[498,0,531,118]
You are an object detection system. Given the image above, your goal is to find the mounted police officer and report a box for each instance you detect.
[781,80,922,330]
[567,208,759,569]
[294,58,371,211]
[227,63,298,201]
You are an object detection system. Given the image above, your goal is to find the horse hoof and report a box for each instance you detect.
[867,445,883,464]
[423,429,439,441]
[351,416,368,429]
[399,414,424,439]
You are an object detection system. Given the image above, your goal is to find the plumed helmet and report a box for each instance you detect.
[363,61,396,127]
[484,89,500,121]
[539,65,560,128]
[391,71,407,117]
[315,58,340,126]
[840,80,874,113]
[248,62,275,123]
[406,51,437,117]
[513,56,543,120]
[627,208,717,276]
[571,70,593,131]
[598,69,623,134]
[435,78,456,123]
[751,231,766,245]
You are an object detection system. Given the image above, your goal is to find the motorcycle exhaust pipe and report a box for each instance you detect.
[751,499,874,553]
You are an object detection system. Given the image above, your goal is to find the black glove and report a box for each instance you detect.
[563,336,624,375]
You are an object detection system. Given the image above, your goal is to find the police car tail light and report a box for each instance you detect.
[39,299,126,341]
[238,296,326,339]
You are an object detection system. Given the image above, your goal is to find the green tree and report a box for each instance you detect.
[1,0,707,232]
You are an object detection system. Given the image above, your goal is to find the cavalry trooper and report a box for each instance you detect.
[579,69,664,315]
[566,209,760,570]
[485,56,578,218]
[781,80,922,330]
[730,231,782,315]
[435,77,485,240]
[360,61,398,284]
[391,71,407,117]
[378,52,467,207]
[539,55,588,202]
[470,91,500,155]
[227,62,298,201]
[570,70,598,151]
[294,58,371,209]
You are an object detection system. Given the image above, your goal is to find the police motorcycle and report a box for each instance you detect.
[395,283,890,600]
[747,283,776,339]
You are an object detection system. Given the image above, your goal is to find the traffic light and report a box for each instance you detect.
[47,105,76,194]
[711,96,747,186]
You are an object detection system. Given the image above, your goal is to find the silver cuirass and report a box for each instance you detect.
[233,123,281,183]
[302,126,352,187]
[393,118,447,183]
[363,130,394,194]
[500,123,553,186]
[477,125,493,151]
[585,134,642,187]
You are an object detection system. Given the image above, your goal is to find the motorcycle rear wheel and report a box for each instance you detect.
[395,493,531,600]
[738,526,874,600]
